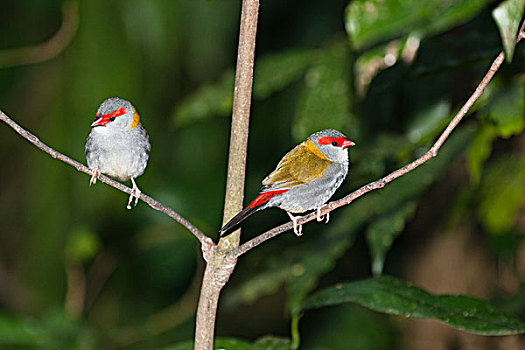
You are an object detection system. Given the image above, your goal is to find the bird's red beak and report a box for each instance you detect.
[90,107,127,127]
[342,139,356,150]
[91,115,109,127]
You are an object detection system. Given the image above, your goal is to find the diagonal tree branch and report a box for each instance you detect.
[233,20,525,258]
[0,110,212,247]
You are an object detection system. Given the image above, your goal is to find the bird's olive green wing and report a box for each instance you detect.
[261,140,331,191]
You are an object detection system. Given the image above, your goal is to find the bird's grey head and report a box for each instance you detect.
[309,129,355,163]
[91,97,136,130]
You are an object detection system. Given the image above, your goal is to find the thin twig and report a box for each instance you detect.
[233,23,524,258]
[0,110,211,246]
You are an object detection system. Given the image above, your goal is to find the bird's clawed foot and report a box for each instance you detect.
[89,168,101,186]
[287,212,303,236]
[316,207,330,224]
[127,178,141,210]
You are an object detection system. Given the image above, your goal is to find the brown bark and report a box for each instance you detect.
[193,0,260,349]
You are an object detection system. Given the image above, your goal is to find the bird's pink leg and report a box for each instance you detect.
[316,207,330,224]
[287,212,303,236]
[316,207,323,222]
[127,177,141,210]
[89,168,101,186]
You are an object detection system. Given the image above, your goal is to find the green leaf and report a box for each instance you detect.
[487,77,525,138]
[302,276,525,335]
[477,155,525,235]
[293,42,353,142]
[366,202,416,276]
[345,0,494,50]
[467,76,524,185]
[466,124,497,185]
[252,336,291,350]
[492,0,525,63]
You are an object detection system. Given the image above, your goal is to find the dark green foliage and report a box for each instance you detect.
[173,49,315,126]
[293,42,353,141]
[0,311,95,349]
[302,276,525,335]
[492,0,525,62]
[345,0,494,49]
[366,202,416,276]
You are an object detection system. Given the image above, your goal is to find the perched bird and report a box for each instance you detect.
[220,129,355,236]
[85,97,151,209]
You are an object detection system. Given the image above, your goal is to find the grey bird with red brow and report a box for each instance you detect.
[220,129,355,236]
[85,97,150,209]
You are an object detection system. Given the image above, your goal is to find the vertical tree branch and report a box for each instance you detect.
[219,0,259,250]
[194,0,259,349]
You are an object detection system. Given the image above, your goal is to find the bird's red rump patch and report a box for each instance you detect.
[248,189,289,208]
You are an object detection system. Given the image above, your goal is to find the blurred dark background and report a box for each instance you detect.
[0,0,524,349]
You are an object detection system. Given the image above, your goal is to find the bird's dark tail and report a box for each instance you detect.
[219,206,258,237]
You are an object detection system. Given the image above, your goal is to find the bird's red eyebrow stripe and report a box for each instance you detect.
[102,107,126,118]
[317,136,348,145]
[248,189,289,208]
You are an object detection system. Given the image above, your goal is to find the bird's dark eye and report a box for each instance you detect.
[109,116,116,121]
[331,141,339,147]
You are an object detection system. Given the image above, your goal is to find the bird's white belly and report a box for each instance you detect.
[95,149,137,180]
[85,129,149,181]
